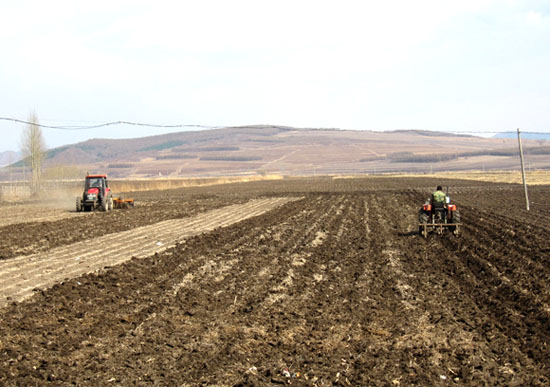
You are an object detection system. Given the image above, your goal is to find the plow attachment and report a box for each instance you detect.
[113,197,135,209]
[419,222,460,238]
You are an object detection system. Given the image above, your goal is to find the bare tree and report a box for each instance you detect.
[20,112,46,194]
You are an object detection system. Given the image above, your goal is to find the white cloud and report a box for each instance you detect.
[526,11,543,24]
[1,0,550,151]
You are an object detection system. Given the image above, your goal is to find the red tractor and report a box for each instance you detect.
[76,174,114,212]
[418,189,461,237]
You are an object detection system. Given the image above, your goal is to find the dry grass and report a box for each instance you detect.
[3,171,546,203]
[331,170,550,185]
[110,174,284,193]
[0,175,285,201]
[398,170,550,185]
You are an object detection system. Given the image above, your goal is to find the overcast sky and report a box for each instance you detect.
[1,0,549,152]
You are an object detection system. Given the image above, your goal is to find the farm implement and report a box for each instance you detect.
[113,197,135,209]
[418,188,461,238]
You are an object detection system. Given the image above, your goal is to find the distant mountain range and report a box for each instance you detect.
[3,126,550,178]
[493,132,550,140]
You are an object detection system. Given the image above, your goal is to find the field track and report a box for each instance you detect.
[0,197,296,307]
[0,203,82,227]
[0,177,549,385]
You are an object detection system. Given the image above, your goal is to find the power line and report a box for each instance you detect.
[1,116,549,134]
[0,117,222,131]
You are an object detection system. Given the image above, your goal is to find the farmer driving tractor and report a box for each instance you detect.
[428,185,449,223]
[431,185,447,208]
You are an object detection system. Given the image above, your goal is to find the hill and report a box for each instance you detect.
[3,126,550,178]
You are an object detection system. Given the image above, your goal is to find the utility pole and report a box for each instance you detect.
[517,128,529,211]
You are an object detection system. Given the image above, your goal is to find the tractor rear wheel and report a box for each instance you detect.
[99,196,107,212]
[76,197,82,212]
[451,210,461,235]
[453,209,461,224]
[418,210,429,224]
[418,210,429,236]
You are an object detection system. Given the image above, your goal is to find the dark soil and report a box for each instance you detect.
[0,192,248,259]
[0,176,549,385]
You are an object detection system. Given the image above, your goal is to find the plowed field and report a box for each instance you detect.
[0,177,549,386]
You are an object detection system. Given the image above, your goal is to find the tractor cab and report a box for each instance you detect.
[85,175,108,196]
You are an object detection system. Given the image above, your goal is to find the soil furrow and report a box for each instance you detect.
[0,198,297,306]
[0,177,548,385]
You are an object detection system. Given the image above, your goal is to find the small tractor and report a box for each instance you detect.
[76,174,114,212]
[418,189,461,237]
